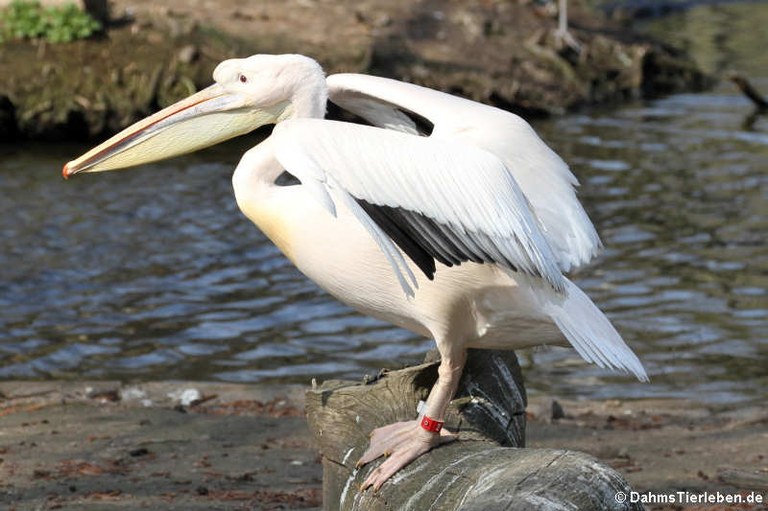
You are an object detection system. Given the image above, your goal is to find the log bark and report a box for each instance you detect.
[305,349,642,511]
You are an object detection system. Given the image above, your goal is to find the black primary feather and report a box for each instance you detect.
[355,199,520,281]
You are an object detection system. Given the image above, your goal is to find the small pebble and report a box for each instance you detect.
[551,400,565,420]
[129,447,150,457]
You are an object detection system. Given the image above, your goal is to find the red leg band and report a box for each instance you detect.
[420,415,444,433]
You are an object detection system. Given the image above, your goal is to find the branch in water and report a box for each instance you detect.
[728,72,768,110]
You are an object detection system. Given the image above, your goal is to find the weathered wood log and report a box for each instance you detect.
[306,349,641,510]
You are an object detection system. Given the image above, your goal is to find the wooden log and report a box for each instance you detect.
[305,349,641,510]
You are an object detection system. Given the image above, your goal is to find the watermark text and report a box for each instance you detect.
[614,490,764,506]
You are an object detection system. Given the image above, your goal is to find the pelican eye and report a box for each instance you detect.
[238,74,248,84]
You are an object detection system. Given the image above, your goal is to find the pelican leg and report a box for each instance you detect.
[358,350,467,491]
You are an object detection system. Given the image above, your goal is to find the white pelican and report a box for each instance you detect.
[63,54,647,490]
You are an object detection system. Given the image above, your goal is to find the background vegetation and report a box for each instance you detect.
[0,0,100,44]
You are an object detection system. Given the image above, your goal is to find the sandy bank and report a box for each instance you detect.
[1,380,765,510]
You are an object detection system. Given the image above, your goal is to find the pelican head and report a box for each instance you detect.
[63,54,326,178]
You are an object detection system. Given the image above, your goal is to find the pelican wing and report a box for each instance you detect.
[327,73,602,272]
[272,118,566,296]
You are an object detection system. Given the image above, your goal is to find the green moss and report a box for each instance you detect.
[0,0,101,44]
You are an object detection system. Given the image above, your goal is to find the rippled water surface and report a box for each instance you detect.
[1,4,766,404]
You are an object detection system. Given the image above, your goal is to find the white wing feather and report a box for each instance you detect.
[330,174,420,297]
[516,275,648,381]
[327,73,601,271]
[272,118,566,294]
[325,74,644,380]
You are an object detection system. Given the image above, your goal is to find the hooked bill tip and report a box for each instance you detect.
[62,162,74,179]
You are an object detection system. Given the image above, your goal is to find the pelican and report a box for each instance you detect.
[63,54,647,490]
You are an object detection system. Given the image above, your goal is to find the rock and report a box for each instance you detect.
[552,399,566,420]
[82,0,109,25]
[167,388,202,406]
[0,95,18,141]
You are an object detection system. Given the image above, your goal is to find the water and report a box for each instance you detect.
[1,3,766,405]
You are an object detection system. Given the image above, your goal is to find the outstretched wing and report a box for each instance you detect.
[327,73,602,272]
[271,118,566,297]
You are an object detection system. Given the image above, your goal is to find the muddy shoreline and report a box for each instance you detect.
[0,381,321,510]
[0,0,710,141]
[1,380,766,510]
